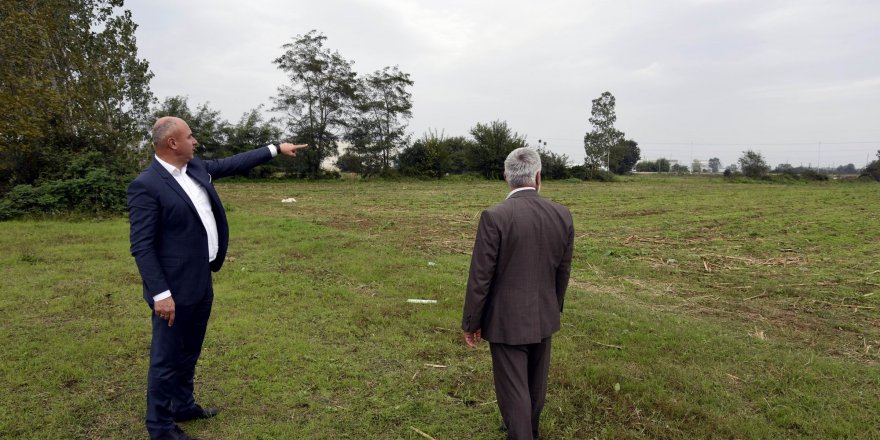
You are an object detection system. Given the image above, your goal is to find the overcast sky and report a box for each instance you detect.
[127,0,880,168]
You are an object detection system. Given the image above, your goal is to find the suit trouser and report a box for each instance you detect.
[490,337,552,440]
[146,288,213,437]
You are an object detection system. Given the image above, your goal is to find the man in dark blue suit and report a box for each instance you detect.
[128,116,306,440]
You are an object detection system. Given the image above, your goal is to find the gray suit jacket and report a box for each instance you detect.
[462,189,574,345]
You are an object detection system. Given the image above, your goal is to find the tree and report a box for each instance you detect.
[583,91,625,170]
[708,158,721,173]
[738,150,770,178]
[861,150,880,181]
[537,148,570,180]
[398,130,452,178]
[347,66,414,176]
[657,158,671,172]
[608,139,640,174]
[447,136,475,174]
[148,96,228,159]
[273,31,357,178]
[634,160,654,172]
[671,164,690,173]
[635,158,671,172]
[0,0,153,196]
[834,163,857,174]
[691,159,702,173]
[466,121,527,179]
[223,107,284,177]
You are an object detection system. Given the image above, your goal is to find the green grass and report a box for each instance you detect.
[1,175,878,439]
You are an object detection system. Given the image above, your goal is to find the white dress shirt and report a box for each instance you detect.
[506,186,537,199]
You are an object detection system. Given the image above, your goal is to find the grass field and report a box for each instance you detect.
[1,175,878,439]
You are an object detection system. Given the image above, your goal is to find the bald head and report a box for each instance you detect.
[152,117,182,148]
[151,116,197,167]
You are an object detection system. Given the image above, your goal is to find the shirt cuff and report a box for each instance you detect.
[152,290,171,302]
[269,144,279,157]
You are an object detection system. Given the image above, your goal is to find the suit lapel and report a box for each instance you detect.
[185,163,222,209]
[150,159,199,216]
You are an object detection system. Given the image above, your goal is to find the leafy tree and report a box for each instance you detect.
[537,148,570,180]
[398,131,452,178]
[634,161,653,172]
[774,163,796,175]
[335,151,363,174]
[0,0,153,197]
[148,96,228,159]
[608,139,640,174]
[583,91,624,170]
[708,158,721,173]
[834,163,857,174]
[466,121,527,179]
[273,30,357,178]
[635,158,671,172]
[657,158,671,172]
[738,150,770,178]
[223,107,284,177]
[861,150,880,181]
[670,164,690,173]
[347,66,414,176]
[447,136,475,174]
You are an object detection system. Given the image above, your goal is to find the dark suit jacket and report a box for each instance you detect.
[128,148,273,307]
[462,189,574,345]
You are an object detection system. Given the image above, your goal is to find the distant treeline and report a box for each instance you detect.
[1,2,878,220]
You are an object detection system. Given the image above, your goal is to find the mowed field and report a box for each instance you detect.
[1,175,878,439]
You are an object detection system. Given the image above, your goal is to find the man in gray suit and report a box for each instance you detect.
[462,147,574,440]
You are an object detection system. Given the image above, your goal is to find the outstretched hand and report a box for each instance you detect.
[278,143,308,157]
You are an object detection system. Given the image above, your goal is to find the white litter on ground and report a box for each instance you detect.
[407,299,437,304]
[281,198,297,203]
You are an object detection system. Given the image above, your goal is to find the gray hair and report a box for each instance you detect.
[504,147,542,188]
[151,118,179,147]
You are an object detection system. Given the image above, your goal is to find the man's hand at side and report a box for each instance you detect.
[463,329,482,348]
[278,143,308,157]
[154,297,176,327]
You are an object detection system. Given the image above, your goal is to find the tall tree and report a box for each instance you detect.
[708,157,722,173]
[466,121,528,179]
[608,139,640,174]
[583,91,624,170]
[347,66,414,176]
[273,30,357,178]
[0,0,153,194]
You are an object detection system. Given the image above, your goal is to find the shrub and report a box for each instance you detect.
[799,169,829,181]
[0,168,129,220]
[739,150,770,178]
[861,159,880,182]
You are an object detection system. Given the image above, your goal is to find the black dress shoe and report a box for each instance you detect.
[173,404,220,422]
[152,425,201,440]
